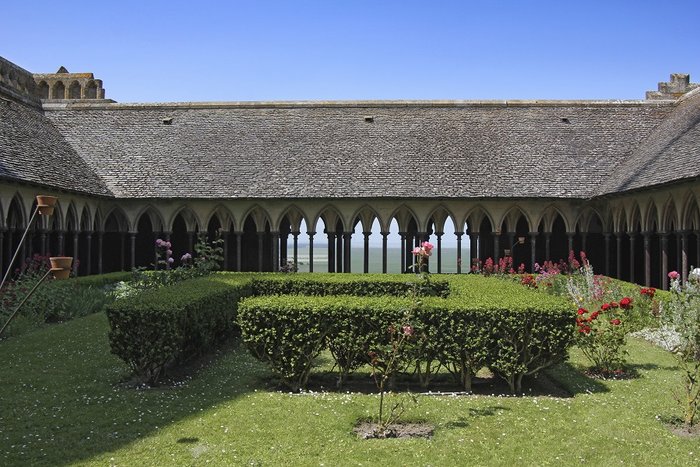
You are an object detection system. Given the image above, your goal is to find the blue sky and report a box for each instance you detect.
[3,0,699,103]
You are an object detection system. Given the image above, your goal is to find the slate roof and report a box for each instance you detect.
[41,100,675,199]
[601,88,700,194]
[0,97,112,197]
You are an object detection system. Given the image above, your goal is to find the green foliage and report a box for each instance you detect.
[663,273,700,426]
[194,232,225,273]
[105,276,251,384]
[238,275,574,393]
[250,274,449,297]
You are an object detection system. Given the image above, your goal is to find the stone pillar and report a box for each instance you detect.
[469,232,479,270]
[506,232,515,256]
[72,231,79,276]
[120,233,125,271]
[235,232,242,272]
[615,232,623,280]
[643,231,651,287]
[57,230,65,255]
[187,231,195,254]
[271,232,280,272]
[336,231,343,273]
[566,232,575,254]
[581,232,588,254]
[363,231,371,273]
[681,231,689,283]
[493,232,500,262]
[40,230,47,256]
[660,232,669,290]
[85,231,92,276]
[222,231,229,270]
[628,233,636,284]
[129,232,136,270]
[381,231,388,274]
[308,232,315,273]
[544,232,551,262]
[327,232,335,273]
[292,231,299,268]
[97,231,103,274]
[399,232,406,273]
[257,233,264,272]
[696,232,700,268]
[455,232,463,274]
[436,232,443,273]
[344,232,352,273]
[529,232,538,273]
[603,233,611,276]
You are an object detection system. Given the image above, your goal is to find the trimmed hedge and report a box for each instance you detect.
[238,276,575,393]
[106,276,251,384]
[250,273,449,297]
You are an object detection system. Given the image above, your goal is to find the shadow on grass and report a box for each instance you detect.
[0,313,264,466]
[443,406,511,429]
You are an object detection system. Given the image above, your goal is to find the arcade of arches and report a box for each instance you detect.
[1,181,698,290]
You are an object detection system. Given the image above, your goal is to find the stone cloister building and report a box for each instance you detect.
[1,55,699,290]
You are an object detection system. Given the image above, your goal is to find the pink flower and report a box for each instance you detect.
[421,241,434,254]
[412,247,422,256]
[668,271,680,280]
[402,325,414,336]
[155,239,164,247]
[167,257,174,264]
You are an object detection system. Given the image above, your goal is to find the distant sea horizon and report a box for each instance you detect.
[287,246,470,273]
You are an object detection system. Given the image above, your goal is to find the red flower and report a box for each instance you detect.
[610,318,621,326]
[590,311,600,320]
[577,308,587,315]
[620,297,632,309]
[601,303,611,311]
[610,302,619,308]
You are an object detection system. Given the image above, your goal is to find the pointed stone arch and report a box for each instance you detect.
[168,205,202,233]
[133,205,166,233]
[205,204,235,232]
[498,205,533,234]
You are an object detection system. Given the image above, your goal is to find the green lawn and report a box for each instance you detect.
[1,311,699,466]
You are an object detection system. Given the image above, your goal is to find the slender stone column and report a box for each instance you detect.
[120,233,125,271]
[566,232,575,254]
[506,232,515,256]
[381,232,388,273]
[681,231,689,283]
[292,231,299,268]
[327,232,335,273]
[308,232,315,273]
[72,231,79,275]
[436,232,443,273]
[399,232,406,273]
[493,232,500,262]
[363,231,371,273]
[85,231,92,276]
[222,231,229,270]
[40,230,47,256]
[57,230,65,255]
[581,232,588,253]
[469,232,479,270]
[336,231,343,273]
[643,231,651,287]
[603,233,611,276]
[529,232,537,273]
[129,232,136,270]
[615,232,623,280]
[257,232,264,272]
[455,232,463,274]
[544,232,551,262]
[271,232,280,272]
[696,231,700,268]
[344,233,352,273]
[628,233,636,284]
[660,232,669,290]
[187,231,195,253]
[97,232,103,274]
[235,232,242,271]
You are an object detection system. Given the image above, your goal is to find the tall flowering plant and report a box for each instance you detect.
[663,269,700,427]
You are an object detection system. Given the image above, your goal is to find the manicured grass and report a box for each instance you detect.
[1,308,699,466]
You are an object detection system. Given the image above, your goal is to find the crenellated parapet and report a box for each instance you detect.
[646,73,699,100]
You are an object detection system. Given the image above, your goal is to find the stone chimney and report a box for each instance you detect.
[646,73,699,100]
[33,66,107,101]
